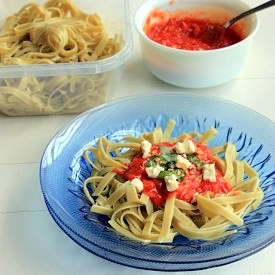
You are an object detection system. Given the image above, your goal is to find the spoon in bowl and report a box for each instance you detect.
[224,0,275,29]
[202,0,275,45]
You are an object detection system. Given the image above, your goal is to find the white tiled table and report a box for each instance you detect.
[0,1,274,274]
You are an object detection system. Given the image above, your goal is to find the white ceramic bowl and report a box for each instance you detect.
[135,0,259,88]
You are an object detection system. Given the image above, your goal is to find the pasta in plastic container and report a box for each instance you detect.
[0,0,132,116]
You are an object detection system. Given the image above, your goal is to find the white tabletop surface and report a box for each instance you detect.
[0,0,274,274]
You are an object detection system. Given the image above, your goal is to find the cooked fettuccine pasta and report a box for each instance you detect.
[0,0,122,115]
[0,0,121,64]
[83,119,263,243]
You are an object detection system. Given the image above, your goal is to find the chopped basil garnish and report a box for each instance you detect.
[144,145,201,183]
[160,153,178,163]
[187,154,205,168]
[158,167,185,181]
[157,170,174,179]
[165,161,175,170]
[159,145,173,154]
[174,168,185,177]
[145,155,159,167]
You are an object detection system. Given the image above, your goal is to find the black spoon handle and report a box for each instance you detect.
[224,0,275,28]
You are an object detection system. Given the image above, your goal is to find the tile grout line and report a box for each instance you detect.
[0,161,40,165]
[236,76,275,81]
[0,209,48,214]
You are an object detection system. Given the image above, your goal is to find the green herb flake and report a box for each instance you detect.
[157,167,185,181]
[159,145,172,154]
[187,154,205,168]
[160,153,178,163]
[157,170,174,179]
[145,155,158,167]
[165,161,175,170]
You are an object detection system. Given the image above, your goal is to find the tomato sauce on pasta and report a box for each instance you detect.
[122,142,232,207]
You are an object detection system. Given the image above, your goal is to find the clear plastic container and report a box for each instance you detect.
[0,0,132,116]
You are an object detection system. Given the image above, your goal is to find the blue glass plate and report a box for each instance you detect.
[40,93,275,271]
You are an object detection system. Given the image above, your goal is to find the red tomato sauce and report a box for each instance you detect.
[144,10,244,51]
[116,141,232,207]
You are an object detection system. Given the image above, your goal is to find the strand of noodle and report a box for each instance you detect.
[152,128,163,144]
[234,200,254,215]
[173,218,235,240]
[213,192,261,204]
[233,160,245,185]
[83,149,101,170]
[136,207,147,223]
[158,193,176,242]
[224,143,237,182]
[83,183,96,205]
[121,210,145,228]
[90,204,113,216]
[140,132,153,142]
[112,179,124,189]
[193,214,235,234]
[191,215,208,227]
[175,199,198,211]
[126,184,139,203]
[111,202,142,220]
[117,212,129,230]
[142,232,175,242]
[100,182,112,196]
[112,157,131,164]
[92,172,116,196]
[178,133,192,142]
[108,219,148,242]
[210,144,227,155]
[0,87,35,105]
[189,131,202,139]
[113,148,123,157]
[127,215,145,232]
[120,150,139,159]
[162,119,176,141]
[173,207,197,229]
[142,210,163,236]
[212,156,226,174]
[140,193,154,216]
[93,163,105,177]
[198,128,218,144]
[235,188,263,214]
[118,212,178,242]
[235,196,262,219]
[104,184,127,206]
[123,136,144,143]
[94,167,113,176]
[250,190,264,210]
[201,216,227,228]
[96,138,127,168]
[84,175,103,186]
[126,219,142,236]
[243,161,259,178]
[95,194,108,205]
[234,177,259,192]
[109,143,141,150]
[197,195,243,226]
[90,30,108,61]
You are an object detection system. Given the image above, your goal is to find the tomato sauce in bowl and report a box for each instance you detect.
[144,9,246,51]
[135,0,257,88]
